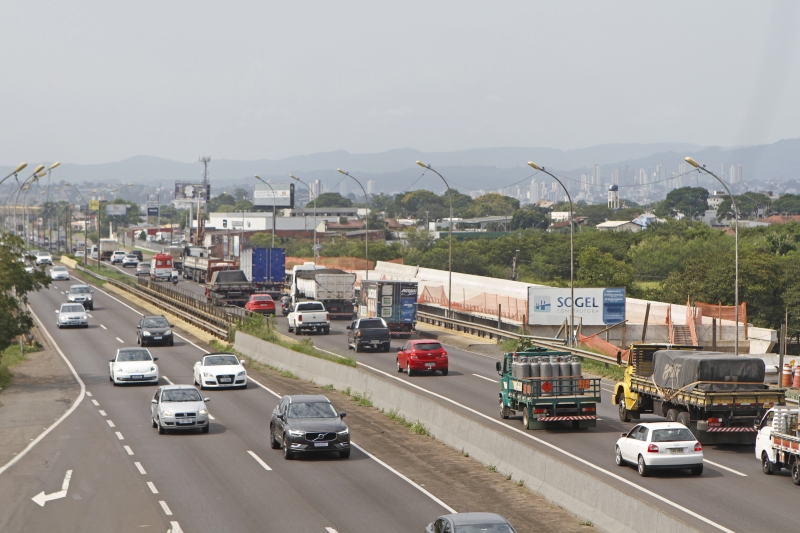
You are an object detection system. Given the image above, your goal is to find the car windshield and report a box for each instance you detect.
[117,349,152,362]
[143,317,169,328]
[415,342,443,351]
[287,402,338,418]
[70,287,91,294]
[61,305,84,313]
[162,389,202,402]
[651,428,696,442]
[360,319,386,328]
[204,355,239,366]
[52,267,67,272]
[456,525,515,533]
[297,303,325,311]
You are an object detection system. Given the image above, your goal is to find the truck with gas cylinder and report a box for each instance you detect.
[293,268,356,319]
[754,407,800,482]
[287,301,330,335]
[613,344,785,444]
[357,280,417,338]
[496,347,601,429]
[206,270,255,307]
[240,247,285,297]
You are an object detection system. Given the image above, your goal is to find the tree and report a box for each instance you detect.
[401,190,442,215]
[771,194,800,215]
[717,192,772,221]
[655,187,709,218]
[308,193,352,208]
[576,247,635,289]
[0,235,51,357]
[510,207,549,230]
[250,232,274,248]
[461,193,519,218]
[233,188,250,201]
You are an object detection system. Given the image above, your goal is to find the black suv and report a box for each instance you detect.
[137,315,174,346]
[270,395,350,459]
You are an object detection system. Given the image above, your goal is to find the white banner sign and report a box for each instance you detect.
[527,287,626,326]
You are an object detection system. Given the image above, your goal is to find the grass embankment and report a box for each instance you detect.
[78,263,135,286]
[0,343,41,391]
[231,314,357,368]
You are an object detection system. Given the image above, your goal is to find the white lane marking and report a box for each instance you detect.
[326,529,338,533]
[314,346,734,533]
[247,376,280,397]
[208,414,215,420]
[115,432,124,440]
[99,410,106,416]
[124,446,134,456]
[134,462,146,475]
[87,314,93,318]
[0,306,88,477]
[85,391,92,397]
[116,337,124,344]
[602,388,615,393]
[106,420,115,428]
[147,481,158,494]
[100,324,107,330]
[163,375,173,385]
[60,291,65,295]
[247,450,272,471]
[169,520,183,533]
[704,459,747,477]
[91,399,99,406]
[159,500,173,516]
[31,469,72,507]
[472,373,497,383]
[351,442,455,513]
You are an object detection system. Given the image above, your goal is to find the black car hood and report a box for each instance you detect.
[285,418,347,432]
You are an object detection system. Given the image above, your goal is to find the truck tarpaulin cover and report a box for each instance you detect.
[653,351,766,392]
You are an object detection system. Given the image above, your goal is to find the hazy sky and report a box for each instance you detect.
[3,1,800,165]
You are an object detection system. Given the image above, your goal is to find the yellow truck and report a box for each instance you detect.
[612,344,785,445]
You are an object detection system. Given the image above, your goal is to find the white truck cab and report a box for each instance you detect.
[755,407,800,479]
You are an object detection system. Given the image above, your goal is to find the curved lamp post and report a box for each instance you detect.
[289,174,317,264]
[254,175,277,248]
[528,162,575,346]
[686,156,739,355]
[415,160,453,317]
[337,168,369,279]
[8,165,44,233]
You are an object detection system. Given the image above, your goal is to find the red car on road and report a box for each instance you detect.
[244,294,276,315]
[396,340,448,376]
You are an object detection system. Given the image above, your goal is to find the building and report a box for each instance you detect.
[707,190,726,210]
[596,220,643,232]
[550,211,571,223]
[284,207,366,218]
[367,179,375,195]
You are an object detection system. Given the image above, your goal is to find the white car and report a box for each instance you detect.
[615,421,704,476]
[35,252,53,265]
[75,250,85,258]
[49,266,70,281]
[193,353,247,389]
[25,264,35,274]
[151,385,210,434]
[121,254,139,267]
[56,303,89,328]
[110,250,127,264]
[109,347,159,386]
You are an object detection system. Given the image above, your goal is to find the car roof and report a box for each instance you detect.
[69,284,90,289]
[118,347,151,353]
[142,315,167,319]
[285,394,330,404]
[410,339,441,344]
[60,302,82,308]
[160,384,200,391]
[52,265,67,269]
[443,513,511,526]
[634,422,692,430]
[203,352,238,358]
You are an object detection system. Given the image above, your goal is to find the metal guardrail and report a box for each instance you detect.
[416,310,618,365]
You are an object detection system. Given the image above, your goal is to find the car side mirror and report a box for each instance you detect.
[151,399,158,404]
[346,325,352,330]
[109,359,115,362]
[340,412,347,418]
[495,361,502,373]
[153,357,158,361]
[169,324,174,327]
[136,325,141,329]
[240,359,246,365]
[277,413,284,420]
[204,398,210,402]
[620,432,628,438]
[55,310,59,314]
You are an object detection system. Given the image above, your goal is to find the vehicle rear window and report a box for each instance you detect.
[297,303,324,311]
[360,319,387,328]
[70,287,91,294]
[143,317,169,328]
[414,342,443,351]
[253,295,273,301]
[651,428,696,442]
[456,526,515,533]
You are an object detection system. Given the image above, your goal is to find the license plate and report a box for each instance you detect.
[132,375,143,380]
[669,448,684,454]
[177,420,192,425]
[425,363,436,367]
[154,336,162,340]
[219,378,231,383]
[313,442,328,447]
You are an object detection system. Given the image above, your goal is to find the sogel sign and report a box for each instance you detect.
[527,287,625,326]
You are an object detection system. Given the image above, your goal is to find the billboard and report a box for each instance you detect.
[253,183,294,208]
[105,204,128,216]
[174,182,210,202]
[147,207,159,217]
[527,287,626,326]
[89,200,100,211]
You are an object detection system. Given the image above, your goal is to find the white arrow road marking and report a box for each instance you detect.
[167,521,183,533]
[31,470,72,507]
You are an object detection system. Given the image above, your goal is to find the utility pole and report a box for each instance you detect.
[197,156,210,246]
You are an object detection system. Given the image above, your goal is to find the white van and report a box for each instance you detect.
[90,245,98,259]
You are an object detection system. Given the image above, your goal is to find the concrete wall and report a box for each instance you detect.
[234,331,699,533]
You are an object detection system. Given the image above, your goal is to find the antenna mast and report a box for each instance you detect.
[196,156,210,245]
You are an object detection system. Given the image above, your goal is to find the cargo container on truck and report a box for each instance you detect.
[240,247,285,291]
[293,268,356,319]
[613,344,785,444]
[98,238,117,261]
[358,280,417,338]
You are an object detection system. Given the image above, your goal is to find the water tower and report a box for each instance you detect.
[608,184,619,209]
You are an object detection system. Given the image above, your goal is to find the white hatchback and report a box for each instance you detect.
[109,347,159,385]
[615,421,704,476]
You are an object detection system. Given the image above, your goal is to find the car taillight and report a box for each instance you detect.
[356,331,361,337]
[442,351,447,356]
[647,444,659,453]
[297,315,302,322]
[707,417,722,427]
[326,313,330,321]
[694,442,703,452]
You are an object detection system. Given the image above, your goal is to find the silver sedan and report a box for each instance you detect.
[56,303,89,328]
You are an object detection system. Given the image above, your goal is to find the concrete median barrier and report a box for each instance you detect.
[235,331,700,533]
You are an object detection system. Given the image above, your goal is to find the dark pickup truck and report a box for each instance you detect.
[347,318,391,352]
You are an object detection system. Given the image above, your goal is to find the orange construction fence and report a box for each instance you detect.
[418,285,528,321]
[578,334,630,362]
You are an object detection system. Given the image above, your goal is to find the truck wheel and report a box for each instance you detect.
[762,452,775,475]
[323,327,330,335]
[677,412,691,427]
[294,327,301,336]
[617,393,631,422]
[793,462,800,486]
[522,408,530,429]
[499,398,510,419]
[666,409,679,422]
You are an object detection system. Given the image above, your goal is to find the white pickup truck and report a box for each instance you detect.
[287,301,330,335]
[755,406,800,484]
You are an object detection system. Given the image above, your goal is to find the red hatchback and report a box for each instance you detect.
[245,294,276,315]
[396,340,448,376]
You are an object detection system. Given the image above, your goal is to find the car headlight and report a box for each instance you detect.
[203,372,213,378]
[164,330,172,335]
[161,409,173,417]
[199,409,207,415]
[337,428,349,436]
[59,315,66,321]
[81,315,87,320]
[237,371,246,376]
[287,429,304,437]
[149,366,157,372]
[115,368,125,375]
[142,331,151,336]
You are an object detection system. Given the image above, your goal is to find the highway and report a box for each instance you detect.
[103,259,788,533]
[0,274,450,532]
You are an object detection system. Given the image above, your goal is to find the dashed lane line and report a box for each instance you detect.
[106,420,115,428]
[704,459,747,477]
[124,446,134,456]
[159,501,173,516]
[247,451,272,472]
[472,373,497,383]
[100,324,107,329]
[91,399,99,406]
[134,462,146,475]
[115,432,124,440]
[147,482,159,494]
[116,337,124,344]
[99,410,106,416]
[163,375,173,385]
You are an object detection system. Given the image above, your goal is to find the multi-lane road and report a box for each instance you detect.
[0,273,450,532]
[102,259,796,533]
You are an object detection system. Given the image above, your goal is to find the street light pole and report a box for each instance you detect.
[337,169,370,280]
[528,162,575,346]
[1,163,27,231]
[686,157,740,356]
[254,175,277,248]
[10,165,45,237]
[416,161,453,318]
[289,174,317,264]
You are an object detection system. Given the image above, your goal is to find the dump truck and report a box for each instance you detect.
[496,347,601,430]
[358,280,418,338]
[206,269,254,307]
[613,344,785,444]
[755,407,800,483]
[293,268,356,319]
